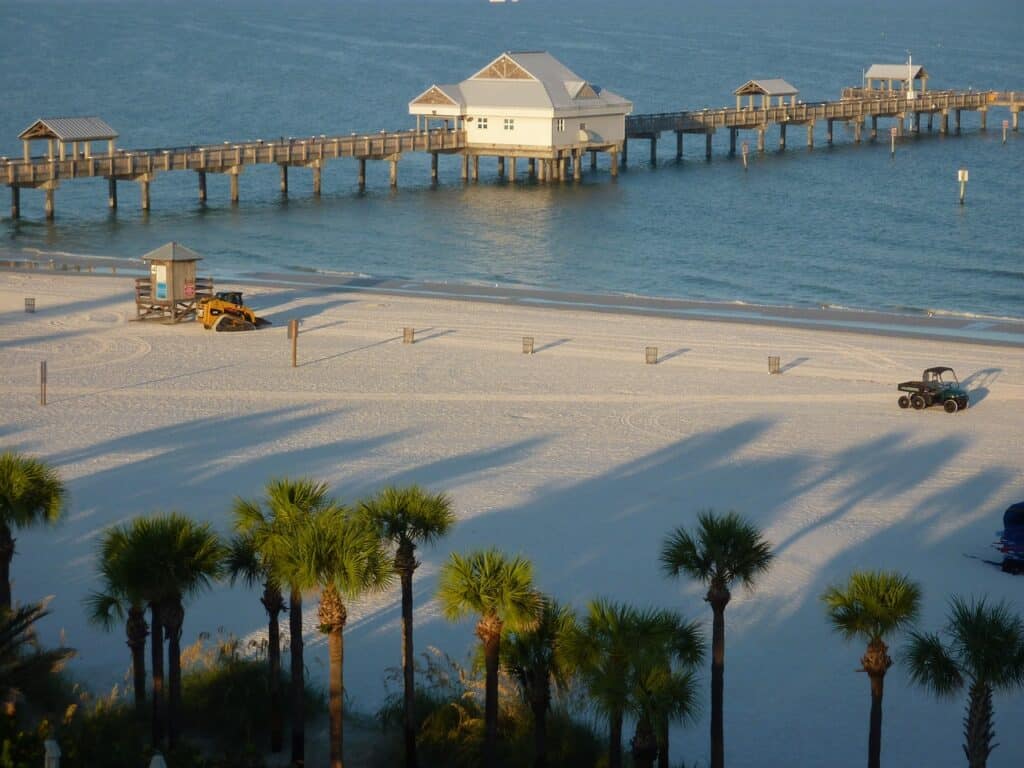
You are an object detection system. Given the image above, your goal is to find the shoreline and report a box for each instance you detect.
[4,251,1024,347]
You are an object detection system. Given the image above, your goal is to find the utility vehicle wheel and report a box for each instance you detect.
[910,394,926,410]
[214,314,256,332]
[958,397,969,411]
[898,396,910,409]
[943,399,958,414]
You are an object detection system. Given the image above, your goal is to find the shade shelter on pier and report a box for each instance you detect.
[18,117,118,163]
[864,64,929,95]
[135,242,213,323]
[734,79,799,110]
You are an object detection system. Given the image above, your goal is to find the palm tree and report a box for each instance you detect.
[234,477,336,768]
[85,527,151,718]
[99,513,224,748]
[437,548,540,766]
[225,531,286,753]
[0,601,74,711]
[822,570,922,768]
[501,597,577,768]
[660,510,773,768]
[571,600,702,768]
[0,451,67,611]
[906,597,1024,768]
[361,484,455,768]
[299,506,392,768]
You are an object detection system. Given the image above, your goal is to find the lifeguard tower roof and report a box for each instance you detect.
[141,242,203,263]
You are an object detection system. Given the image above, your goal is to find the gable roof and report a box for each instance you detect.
[734,79,799,97]
[19,117,118,142]
[410,51,631,115]
[140,242,203,263]
[865,64,928,81]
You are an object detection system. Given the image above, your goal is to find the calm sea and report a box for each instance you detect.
[2,0,1022,318]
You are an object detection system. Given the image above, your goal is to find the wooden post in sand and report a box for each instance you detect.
[522,336,534,355]
[24,298,35,313]
[289,319,298,367]
[768,356,780,374]
[403,327,415,344]
[39,360,47,405]
[645,346,658,364]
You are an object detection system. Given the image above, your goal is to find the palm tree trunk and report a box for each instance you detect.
[399,561,417,768]
[609,709,623,768]
[0,523,14,611]
[126,604,148,718]
[263,582,285,754]
[657,718,669,768]
[964,681,995,768]
[631,717,659,768]
[150,605,165,750]
[480,616,502,767]
[867,671,884,768]
[709,596,728,768]
[531,698,548,768]
[163,600,185,749]
[320,585,348,768]
[289,588,305,768]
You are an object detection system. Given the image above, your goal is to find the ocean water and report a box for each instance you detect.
[1,0,1022,318]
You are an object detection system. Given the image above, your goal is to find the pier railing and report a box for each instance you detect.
[627,90,998,137]
[3,128,465,185]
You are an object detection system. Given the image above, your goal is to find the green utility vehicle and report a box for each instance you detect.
[897,366,969,413]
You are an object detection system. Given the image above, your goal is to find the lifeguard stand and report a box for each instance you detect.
[135,242,213,322]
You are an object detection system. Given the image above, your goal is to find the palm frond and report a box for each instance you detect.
[905,630,962,696]
[0,451,67,530]
[360,484,456,549]
[437,548,539,629]
[822,570,922,643]
[661,510,773,589]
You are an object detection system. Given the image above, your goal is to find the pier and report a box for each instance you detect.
[3,82,1021,221]
[624,89,1023,165]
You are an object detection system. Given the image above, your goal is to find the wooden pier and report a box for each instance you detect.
[624,89,1023,164]
[2,86,1021,220]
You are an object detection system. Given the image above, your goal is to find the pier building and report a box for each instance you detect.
[408,51,631,182]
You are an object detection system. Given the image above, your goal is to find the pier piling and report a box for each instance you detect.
[462,155,470,182]
[729,128,737,155]
[806,122,815,149]
[197,171,207,202]
[10,186,19,219]
[510,156,518,183]
[430,152,438,184]
[757,127,766,152]
[312,164,322,196]
[44,186,55,219]
[389,158,398,188]
[108,178,117,209]
[471,155,479,182]
[358,158,366,190]
[826,119,834,144]
[573,151,582,181]
[497,156,505,179]
[280,165,288,195]
[649,136,657,167]
[621,139,628,168]
[140,179,150,211]
[705,132,713,160]
[610,149,619,177]
[230,171,239,203]
[676,131,683,161]
[779,124,787,150]
[590,150,597,169]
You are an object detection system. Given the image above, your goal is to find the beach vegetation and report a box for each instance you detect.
[437,548,540,765]
[660,510,773,768]
[822,570,922,768]
[361,484,455,768]
[906,597,1024,768]
[0,451,67,611]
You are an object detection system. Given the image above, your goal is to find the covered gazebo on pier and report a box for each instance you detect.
[18,117,118,162]
[864,64,929,96]
[734,79,799,110]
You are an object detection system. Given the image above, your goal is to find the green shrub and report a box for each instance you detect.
[372,646,603,768]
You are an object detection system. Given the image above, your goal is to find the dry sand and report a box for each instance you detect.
[2,270,1022,767]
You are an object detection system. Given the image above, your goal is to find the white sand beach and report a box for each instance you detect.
[2,270,1022,767]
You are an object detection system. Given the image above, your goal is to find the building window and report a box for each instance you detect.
[504,118,515,131]
[556,118,565,132]
[478,117,488,130]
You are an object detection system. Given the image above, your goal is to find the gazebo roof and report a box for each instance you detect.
[409,51,631,115]
[865,64,928,81]
[18,117,118,142]
[734,79,799,97]
[140,242,203,263]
